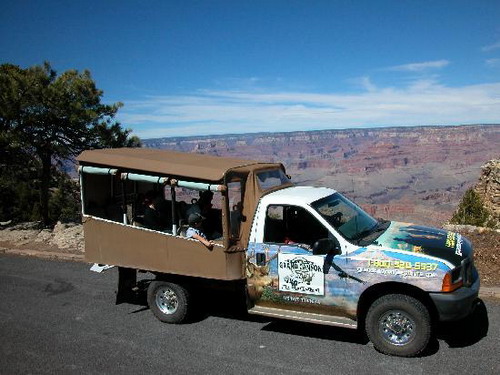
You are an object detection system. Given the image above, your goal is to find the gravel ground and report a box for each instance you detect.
[444,225,500,287]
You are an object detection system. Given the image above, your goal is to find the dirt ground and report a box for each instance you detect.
[447,227,500,287]
[0,222,84,256]
[0,222,499,286]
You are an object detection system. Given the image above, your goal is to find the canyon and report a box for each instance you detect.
[144,124,500,227]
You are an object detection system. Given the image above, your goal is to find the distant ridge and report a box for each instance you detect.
[143,123,499,143]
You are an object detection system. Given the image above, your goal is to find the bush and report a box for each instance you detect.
[48,173,81,224]
[450,188,494,228]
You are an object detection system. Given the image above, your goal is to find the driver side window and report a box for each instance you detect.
[263,205,328,248]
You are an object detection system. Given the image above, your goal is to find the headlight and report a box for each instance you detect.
[441,266,463,292]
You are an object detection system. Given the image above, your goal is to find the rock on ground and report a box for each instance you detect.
[0,221,84,254]
[475,159,500,228]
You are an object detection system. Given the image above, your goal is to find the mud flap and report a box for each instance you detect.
[116,267,137,305]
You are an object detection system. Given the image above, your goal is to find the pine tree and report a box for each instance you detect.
[0,62,141,225]
[450,188,492,227]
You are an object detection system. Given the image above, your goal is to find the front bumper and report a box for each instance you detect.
[429,276,480,321]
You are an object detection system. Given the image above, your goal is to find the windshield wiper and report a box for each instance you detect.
[354,220,390,245]
[354,227,375,241]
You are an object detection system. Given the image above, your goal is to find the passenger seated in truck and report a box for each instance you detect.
[187,191,221,239]
[186,213,214,250]
[143,191,172,231]
[230,202,243,237]
[186,190,213,216]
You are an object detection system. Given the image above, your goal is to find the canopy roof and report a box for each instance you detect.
[77,148,278,182]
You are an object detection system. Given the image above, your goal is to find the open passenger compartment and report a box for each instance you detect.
[77,148,291,281]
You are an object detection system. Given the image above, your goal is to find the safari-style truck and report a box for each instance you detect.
[77,148,480,357]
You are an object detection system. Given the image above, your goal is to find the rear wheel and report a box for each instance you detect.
[147,281,190,323]
[366,294,431,357]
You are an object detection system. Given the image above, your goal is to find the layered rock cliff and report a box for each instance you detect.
[475,159,500,227]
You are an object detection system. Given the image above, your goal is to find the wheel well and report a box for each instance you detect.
[357,282,438,330]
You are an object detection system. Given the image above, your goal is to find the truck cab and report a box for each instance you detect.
[78,148,479,357]
[245,185,479,354]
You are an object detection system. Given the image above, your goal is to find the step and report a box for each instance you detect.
[248,305,357,329]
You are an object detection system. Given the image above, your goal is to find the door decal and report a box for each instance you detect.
[278,253,325,295]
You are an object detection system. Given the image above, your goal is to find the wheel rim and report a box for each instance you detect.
[155,286,178,315]
[378,309,416,346]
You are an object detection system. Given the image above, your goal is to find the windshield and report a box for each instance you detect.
[311,193,379,242]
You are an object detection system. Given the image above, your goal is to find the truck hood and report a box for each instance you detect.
[372,221,472,267]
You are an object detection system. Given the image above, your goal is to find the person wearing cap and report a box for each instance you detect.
[186,190,222,239]
[186,191,214,217]
[186,212,214,250]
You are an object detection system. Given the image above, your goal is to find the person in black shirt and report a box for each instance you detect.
[142,191,161,230]
[143,191,172,231]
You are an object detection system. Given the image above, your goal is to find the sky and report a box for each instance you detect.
[1,0,500,139]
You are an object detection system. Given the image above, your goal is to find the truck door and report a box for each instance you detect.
[246,204,348,315]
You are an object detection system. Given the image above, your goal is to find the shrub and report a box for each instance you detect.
[450,188,493,228]
[48,173,81,224]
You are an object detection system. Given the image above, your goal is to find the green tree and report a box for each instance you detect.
[450,188,492,227]
[48,171,81,223]
[93,122,142,148]
[0,62,140,225]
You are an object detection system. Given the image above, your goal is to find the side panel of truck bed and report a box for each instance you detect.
[83,216,245,280]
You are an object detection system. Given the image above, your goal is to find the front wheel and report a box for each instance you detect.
[147,281,190,324]
[365,294,431,357]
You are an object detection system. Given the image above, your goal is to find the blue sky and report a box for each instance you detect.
[1,0,500,138]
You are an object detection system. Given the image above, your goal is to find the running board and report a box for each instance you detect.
[248,305,357,329]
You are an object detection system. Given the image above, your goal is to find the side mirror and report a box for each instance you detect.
[313,238,341,274]
[312,238,341,256]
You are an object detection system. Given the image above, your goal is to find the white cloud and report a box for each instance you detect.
[386,60,450,72]
[486,58,500,67]
[120,80,500,138]
[482,41,500,52]
[349,76,377,92]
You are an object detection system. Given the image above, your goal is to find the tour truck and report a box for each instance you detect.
[77,148,479,357]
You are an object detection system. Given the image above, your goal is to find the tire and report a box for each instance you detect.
[365,294,431,357]
[147,281,190,324]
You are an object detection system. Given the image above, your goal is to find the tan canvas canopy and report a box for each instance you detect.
[77,147,270,182]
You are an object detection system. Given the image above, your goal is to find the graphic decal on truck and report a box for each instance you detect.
[347,247,449,283]
[278,253,324,295]
[246,243,350,315]
[373,222,471,266]
[247,241,452,318]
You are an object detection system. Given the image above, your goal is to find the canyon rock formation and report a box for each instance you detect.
[145,125,500,226]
